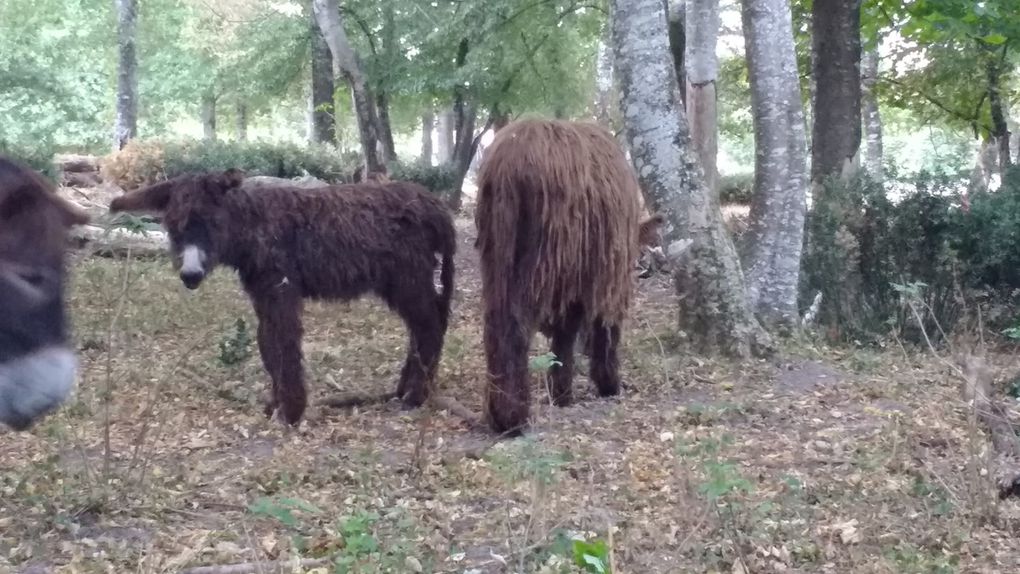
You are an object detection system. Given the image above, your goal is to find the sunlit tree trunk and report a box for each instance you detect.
[113,0,138,150]
[312,0,381,174]
[201,92,217,141]
[810,0,862,190]
[685,0,719,193]
[421,111,434,166]
[437,109,455,164]
[375,5,397,163]
[594,27,624,139]
[235,101,248,142]
[611,0,772,357]
[740,0,809,330]
[309,2,336,145]
[861,45,883,181]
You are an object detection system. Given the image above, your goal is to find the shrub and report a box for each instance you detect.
[719,172,754,204]
[388,161,459,198]
[0,140,60,182]
[101,139,360,189]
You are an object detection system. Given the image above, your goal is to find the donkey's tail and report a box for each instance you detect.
[437,221,456,333]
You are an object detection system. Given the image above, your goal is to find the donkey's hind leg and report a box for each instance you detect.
[546,304,584,407]
[394,289,444,409]
[589,318,622,398]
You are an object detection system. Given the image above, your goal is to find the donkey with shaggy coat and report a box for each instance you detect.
[110,170,456,425]
[475,119,646,435]
[0,156,89,430]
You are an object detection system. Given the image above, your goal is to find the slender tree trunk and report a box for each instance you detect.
[969,137,998,194]
[421,111,434,165]
[113,0,138,150]
[685,0,719,193]
[987,48,1012,177]
[312,0,381,174]
[309,2,336,145]
[861,44,883,181]
[376,91,397,163]
[810,0,862,190]
[235,101,248,141]
[448,38,474,210]
[668,0,686,107]
[437,109,455,164]
[611,0,772,357]
[740,0,809,330]
[201,92,217,141]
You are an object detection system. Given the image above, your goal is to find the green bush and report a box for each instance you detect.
[388,161,459,198]
[718,172,753,204]
[102,139,360,188]
[0,140,59,182]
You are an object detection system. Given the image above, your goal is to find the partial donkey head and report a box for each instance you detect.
[110,169,245,290]
[0,156,89,430]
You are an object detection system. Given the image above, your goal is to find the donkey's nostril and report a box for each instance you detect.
[180,271,204,289]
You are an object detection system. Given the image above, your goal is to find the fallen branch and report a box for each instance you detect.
[180,556,329,574]
[430,394,485,431]
[317,391,398,409]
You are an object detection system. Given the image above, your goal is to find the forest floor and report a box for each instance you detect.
[4,216,1020,574]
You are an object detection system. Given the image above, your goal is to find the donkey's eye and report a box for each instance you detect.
[17,270,47,287]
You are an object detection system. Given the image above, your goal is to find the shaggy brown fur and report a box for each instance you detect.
[110,170,456,425]
[475,119,644,435]
[0,156,89,430]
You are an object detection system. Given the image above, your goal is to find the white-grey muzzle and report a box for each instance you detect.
[0,346,77,431]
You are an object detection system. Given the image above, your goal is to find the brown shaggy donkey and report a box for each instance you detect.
[475,119,647,435]
[110,170,456,425]
[0,156,89,430]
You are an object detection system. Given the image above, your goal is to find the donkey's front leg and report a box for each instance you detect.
[253,287,307,425]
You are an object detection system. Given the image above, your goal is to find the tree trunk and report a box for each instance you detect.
[987,49,1012,177]
[447,38,475,211]
[420,111,435,166]
[861,44,883,181]
[437,109,455,164]
[235,101,248,142]
[611,0,772,357]
[201,92,217,141]
[668,0,686,107]
[309,3,336,145]
[594,30,617,129]
[740,0,809,330]
[312,0,381,174]
[810,0,862,190]
[685,0,719,193]
[376,91,397,163]
[113,0,138,151]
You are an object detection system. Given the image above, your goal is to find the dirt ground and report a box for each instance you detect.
[3,216,1020,573]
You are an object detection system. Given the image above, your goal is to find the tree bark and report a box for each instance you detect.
[986,48,1012,177]
[421,111,434,165]
[740,0,809,330]
[201,92,217,141]
[611,0,772,357]
[448,38,474,211]
[668,1,686,108]
[235,101,248,142]
[685,0,719,193]
[861,44,883,181]
[376,91,397,163]
[113,0,138,151]
[437,109,455,164]
[810,0,862,190]
[312,0,381,173]
[594,29,618,130]
[309,3,336,145]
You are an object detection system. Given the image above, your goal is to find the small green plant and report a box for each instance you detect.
[572,538,612,574]
[247,496,322,528]
[488,437,569,486]
[218,318,253,366]
[529,352,563,373]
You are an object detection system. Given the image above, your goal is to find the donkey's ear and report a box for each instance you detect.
[109,180,173,214]
[215,168,245,190]
[638,212,666,248]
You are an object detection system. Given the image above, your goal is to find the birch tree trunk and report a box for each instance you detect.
[594,28,624,139]
[312,0,381,174]
[309,2,336,145]
[740,0,809,330]
[810,0,862,190]
[685,0,719,193]
[201,92,217,141]
[437,109,455,164]
[611,0,772,357]
[860,45,883,181]
[113,0,138,150]
[421,111,434,166]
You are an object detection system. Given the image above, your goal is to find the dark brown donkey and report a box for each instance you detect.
[0,156,89,430]
[110,169,456,425]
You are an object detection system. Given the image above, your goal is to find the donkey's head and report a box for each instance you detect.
[0,156,89,430]
[109,169,245,290]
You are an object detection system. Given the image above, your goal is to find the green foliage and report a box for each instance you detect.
[529,352,563,373]
[572,538,612,574]
[218,318,253,367]
[102,139,359,188]
[387,161,460,198]
[0,141,59,182]
[487,438,569,487]
[247,496,322,528]
[718,172,754,204]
